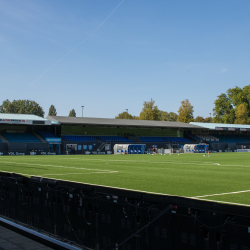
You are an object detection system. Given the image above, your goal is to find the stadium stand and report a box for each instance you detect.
[163,137,191,143]
[62,135,97,142]
[140,136,165,142]
[97,136,133,142]
[185,133,201,141]
[239,135,250,142]
[38,131,58,138]
[2,132,42,143]
[196,135,220,142]
[216,135,248,143]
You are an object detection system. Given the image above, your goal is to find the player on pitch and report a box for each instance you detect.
[204,143,210,157]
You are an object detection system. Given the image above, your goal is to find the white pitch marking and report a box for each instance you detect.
[0,162,114,172]
[190,189,250,198]
[43,171,118,176]
[191,197,250,207]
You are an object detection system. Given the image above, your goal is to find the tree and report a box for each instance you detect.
[234,103,248,124]
[139,99,159,120]
[194,116,204,122]
[115,111,133,119]
[69,109,76,117]
[168,112,178,121]
[213,93,234,123]
[177,99,194,123]
[48,105,57,116]
[159,111,178,121]
[212,85,250,124]
[132,116,140,120]
[203,117,212,123]
[0,99,44,117]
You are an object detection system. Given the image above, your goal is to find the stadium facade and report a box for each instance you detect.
[1,114,250,155]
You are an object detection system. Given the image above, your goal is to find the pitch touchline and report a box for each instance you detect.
[191,197,250,207]
[190,189,250,198]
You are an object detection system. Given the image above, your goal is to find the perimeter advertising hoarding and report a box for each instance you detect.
[46,138,62,143]
[240,128,250,131]
[215,127,225,131]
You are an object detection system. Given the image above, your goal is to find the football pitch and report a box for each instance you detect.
[1,152,250,206]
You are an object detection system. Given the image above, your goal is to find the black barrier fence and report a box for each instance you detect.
[0,172,250,250]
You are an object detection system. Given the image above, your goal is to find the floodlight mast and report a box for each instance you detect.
[125,109,128,119]
[81,106,84,117]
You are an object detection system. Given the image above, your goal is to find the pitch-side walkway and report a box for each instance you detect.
[0,225,53,250]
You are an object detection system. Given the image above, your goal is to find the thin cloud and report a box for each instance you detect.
[29,0,126,87]
[221,68,228,73]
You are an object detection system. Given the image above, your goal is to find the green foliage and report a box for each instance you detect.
[0,99,44,117]
[139,98,159,120]
[194,116,204,122]
[69,109,76,117]
[115,111,133,119]
[213,85,250,124]
[159,111,178,121]
[235,103,248,124]
[177,99,194,123]
[48,105,57,116]
[213,93,234,123]
[203,117,212,123]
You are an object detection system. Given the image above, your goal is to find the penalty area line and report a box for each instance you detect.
[42,171,118,176]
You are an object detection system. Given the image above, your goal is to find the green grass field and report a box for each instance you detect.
[1,153,250,206]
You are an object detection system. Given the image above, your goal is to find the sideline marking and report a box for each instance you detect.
[190,189,250,198]
[191,197,250,207]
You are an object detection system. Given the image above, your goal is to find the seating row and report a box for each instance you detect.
[2,133,41,143]
[38,131,57,138]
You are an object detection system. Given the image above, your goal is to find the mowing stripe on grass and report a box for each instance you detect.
[190,189,250,198]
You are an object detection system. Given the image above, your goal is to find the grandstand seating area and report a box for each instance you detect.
[186,134,201,141]
[239,135,250,142]
[197,135,220,142]
[164,137,191,143]
[97,136,133,142]
[38,131,58,138]
[62,135,133,142]
[216,135,247,143]
[2,130,250,145]
[2,133,41,143]
[140,136,165,142]
[62,135,97,142]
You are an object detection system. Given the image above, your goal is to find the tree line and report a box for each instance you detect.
[1,84,250,124]
[115,98,211,123]
[0,100,76,118]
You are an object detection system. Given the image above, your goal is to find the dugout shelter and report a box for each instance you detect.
[114,144,146,154]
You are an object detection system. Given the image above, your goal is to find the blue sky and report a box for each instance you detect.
[1,0,250,119]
